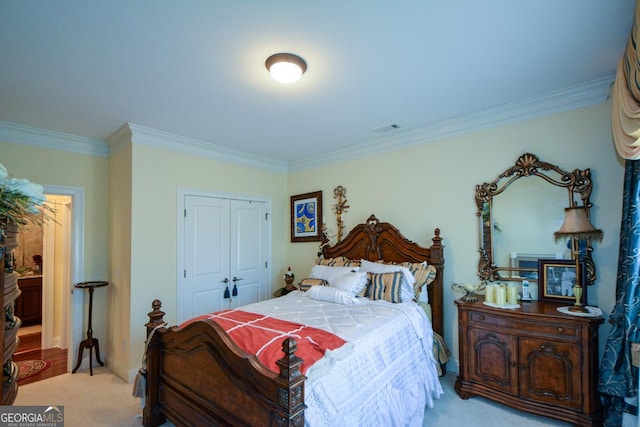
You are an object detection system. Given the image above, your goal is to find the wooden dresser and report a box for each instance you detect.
[455,297,603,426]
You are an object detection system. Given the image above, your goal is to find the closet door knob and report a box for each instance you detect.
[232,277,243,282]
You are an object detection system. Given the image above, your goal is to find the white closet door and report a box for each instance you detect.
[180,194,270,322]
[182,195,230,321]
[229,200,268,308]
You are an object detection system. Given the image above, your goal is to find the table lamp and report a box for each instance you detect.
[554,206,603,312]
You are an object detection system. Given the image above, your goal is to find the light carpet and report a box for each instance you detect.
[14,366,570,426]
[14,366,143,427]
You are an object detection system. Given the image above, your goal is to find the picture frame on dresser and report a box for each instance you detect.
[290,191,323,242]
[538,259,586,303]
[509,252,557,280]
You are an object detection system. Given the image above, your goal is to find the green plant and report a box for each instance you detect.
[0,163,52,228]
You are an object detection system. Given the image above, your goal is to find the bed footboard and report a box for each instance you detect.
[143,300,307,427]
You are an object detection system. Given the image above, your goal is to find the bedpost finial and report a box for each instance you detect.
[146,299,166,338]
[282,337,298,355]
[276,338,305,383]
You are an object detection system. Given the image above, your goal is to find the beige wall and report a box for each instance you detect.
[287,99,624,368]
[0,97,625,378]
[126,143,288,378]
[0,140,110,357]
[0,136,289,381]
[107,143,133,380]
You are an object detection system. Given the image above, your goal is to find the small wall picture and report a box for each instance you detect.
[290,191,323,242]
[538,259,586,303]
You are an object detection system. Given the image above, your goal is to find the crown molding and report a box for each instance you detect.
[0,120,287,173]
[287,75,615,172]
[0,121,108,157]
[105,123,132,154]
[121,124,288,173]
[0,75,614,174]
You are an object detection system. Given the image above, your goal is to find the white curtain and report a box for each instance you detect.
[612,0,640,160]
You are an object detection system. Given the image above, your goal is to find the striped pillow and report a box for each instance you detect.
[360,260,415,302]
[369,272,403,303]
[357,278,372,298]
[317,256,361,268]
[298,278,328,291]
[401,262,437,300]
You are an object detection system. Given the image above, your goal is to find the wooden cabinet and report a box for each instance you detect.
[455,298,603,426]
[15,276,42,326]
[1,223,20,405]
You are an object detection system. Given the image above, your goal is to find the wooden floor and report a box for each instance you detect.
[13,330,68,386]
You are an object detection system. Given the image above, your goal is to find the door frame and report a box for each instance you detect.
[176,188,272,322]
[43,185,84,371]
[42,195,71,349]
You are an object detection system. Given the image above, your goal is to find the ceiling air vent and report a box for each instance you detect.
[373,124,400,134]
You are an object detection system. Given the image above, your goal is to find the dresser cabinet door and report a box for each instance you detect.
[15,277,42,326]
[468,328,518,395]
[519,337,582,410]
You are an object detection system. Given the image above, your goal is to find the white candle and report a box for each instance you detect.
[496,285,507,306]
[485,284,495,304]
[507,285,519,305]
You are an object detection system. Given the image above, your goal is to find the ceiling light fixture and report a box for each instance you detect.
[265,53,307,84]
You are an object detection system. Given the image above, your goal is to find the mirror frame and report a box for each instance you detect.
[475,153,597,286]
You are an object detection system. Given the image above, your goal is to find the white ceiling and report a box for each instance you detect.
[0,1,635,168]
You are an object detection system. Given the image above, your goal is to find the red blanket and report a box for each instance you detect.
[181,310,346,374]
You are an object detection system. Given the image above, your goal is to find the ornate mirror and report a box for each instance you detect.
[476,153,597,286]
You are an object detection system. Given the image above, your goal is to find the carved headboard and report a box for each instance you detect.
[321,215,445,338]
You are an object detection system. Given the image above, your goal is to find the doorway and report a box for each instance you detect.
[14,222,44,355]
[21,186,84,373]
[13,192,74,382]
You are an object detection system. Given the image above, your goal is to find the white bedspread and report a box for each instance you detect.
[242,291,443,426]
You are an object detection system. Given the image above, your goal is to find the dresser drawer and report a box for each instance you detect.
[468,310,579,341]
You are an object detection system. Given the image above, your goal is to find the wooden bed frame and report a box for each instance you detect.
[320,214,444,338]
[142,214,444,427]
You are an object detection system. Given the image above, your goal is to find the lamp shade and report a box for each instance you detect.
[554,206,603,242]
[265,53,307,84]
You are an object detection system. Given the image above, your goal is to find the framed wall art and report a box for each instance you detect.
[290,191,323,242]
[538,259,586,303]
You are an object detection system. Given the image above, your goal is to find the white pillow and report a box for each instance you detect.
[308,285,357,305]
[359,259,416,302]
[309,265,359,282]
[330,271,368,296]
